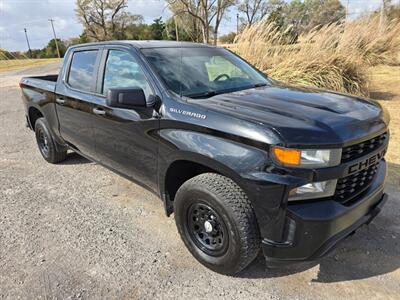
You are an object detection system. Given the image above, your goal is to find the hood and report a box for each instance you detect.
[194,84,388,147]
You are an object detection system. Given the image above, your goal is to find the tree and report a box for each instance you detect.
[303,0,346,32]
[44,38,67,57]
[265,0,345,37]
[150,17,166,40]
[167,0,235,44]
[212,0,235,44]
[164,17,194,41]
[168,2,203,42]
[75,0,142,41]
[238,0,267,26]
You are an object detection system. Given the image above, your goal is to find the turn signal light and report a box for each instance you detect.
[272,147,301,166]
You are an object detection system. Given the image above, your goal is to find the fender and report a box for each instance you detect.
[23,97,65,152]
[158,128,271,186]
[157,128,293,240]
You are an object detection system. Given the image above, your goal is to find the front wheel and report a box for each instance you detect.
[174,173,260,275]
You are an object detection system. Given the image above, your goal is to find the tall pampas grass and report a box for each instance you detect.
[231,17,400,95]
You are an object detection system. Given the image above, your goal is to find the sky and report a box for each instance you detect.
[0,0,396,52]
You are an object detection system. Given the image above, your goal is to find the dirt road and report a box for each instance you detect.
[0,63,399,299]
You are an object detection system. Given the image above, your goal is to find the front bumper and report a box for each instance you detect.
[261,160,387,265]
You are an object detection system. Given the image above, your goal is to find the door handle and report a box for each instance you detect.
[56,98,66,105]
[93,108,106,115]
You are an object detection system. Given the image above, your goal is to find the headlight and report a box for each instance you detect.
[272,146,342,168]
[289,179,337,201]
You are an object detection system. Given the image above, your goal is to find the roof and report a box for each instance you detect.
[69,40,216,50]
[124,40,216,49]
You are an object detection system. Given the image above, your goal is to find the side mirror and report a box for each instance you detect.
[106,88,147,109]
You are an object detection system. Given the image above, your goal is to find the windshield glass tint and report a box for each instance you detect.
[142,47,269,98]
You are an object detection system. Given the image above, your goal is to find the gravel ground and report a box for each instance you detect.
[0,63,399,299]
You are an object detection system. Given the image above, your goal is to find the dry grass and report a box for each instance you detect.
[233,17,400,96]
[0,58,61,73]
[370,65,400,170]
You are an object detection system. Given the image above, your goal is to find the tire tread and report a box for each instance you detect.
[176,173,260,274]
[35,118,67,164]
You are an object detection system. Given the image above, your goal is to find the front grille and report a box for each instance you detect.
[341,132,387,163]
[334,163,380,205]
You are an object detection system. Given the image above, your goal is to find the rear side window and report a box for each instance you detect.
[68,50,98,92]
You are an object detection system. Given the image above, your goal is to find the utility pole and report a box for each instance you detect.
[379,0,390,32]
[23,28,32,58]
[48,19,61,58]
[345,0,350,21]
[174,15,179,41]
[236,13,239,34]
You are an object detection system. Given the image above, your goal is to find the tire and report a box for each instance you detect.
[35,117,67,164]
[174,173,260,275]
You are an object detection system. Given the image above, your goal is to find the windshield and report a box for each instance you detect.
[141,47,270,98]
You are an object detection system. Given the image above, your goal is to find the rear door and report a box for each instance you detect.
[90,46,160,191]
[55,48,101,159]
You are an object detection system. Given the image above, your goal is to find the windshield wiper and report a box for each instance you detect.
[253,83,268,88]
[185,90,219,99]
[185,83,268,99]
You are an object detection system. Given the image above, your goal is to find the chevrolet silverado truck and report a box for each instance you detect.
[20,41,390,275]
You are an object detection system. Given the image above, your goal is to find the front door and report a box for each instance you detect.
[91,48,159,191]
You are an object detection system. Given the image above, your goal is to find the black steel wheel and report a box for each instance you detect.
[36,126,50,157]
[174,173,260,275]
[187,202,229,256]
[34,117,67,164]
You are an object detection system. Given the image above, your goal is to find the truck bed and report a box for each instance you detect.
[20,74,58,93]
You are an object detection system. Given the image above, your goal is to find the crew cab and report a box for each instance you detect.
[20,41,390,275]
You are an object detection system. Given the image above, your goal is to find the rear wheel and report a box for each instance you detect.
[174,173,260,275]
[35,118,67,164]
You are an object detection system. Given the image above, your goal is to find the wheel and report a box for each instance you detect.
[35,117,67,164]
[174,173,260,275]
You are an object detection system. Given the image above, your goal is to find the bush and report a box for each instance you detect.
[233,17,400,96]
[219,32,237,44]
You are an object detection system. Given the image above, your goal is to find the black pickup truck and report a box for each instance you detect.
[20,41,390,275]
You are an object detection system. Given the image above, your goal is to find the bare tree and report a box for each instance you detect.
[212,0,235,44]
[238,0,268,26]
[237,0,287,27]
[168,0,204,42]
[168,0,234,44]
[75,0,136,41]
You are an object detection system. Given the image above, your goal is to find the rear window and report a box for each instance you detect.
[68,50,98,92]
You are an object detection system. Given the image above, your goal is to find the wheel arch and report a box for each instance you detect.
[28,106,44,130]
[160,153,243,216]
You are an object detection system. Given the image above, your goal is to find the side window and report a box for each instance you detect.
[103,50,152,98]
[68,50,98,92]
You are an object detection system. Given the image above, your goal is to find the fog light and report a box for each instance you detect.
[288,179,337,201]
